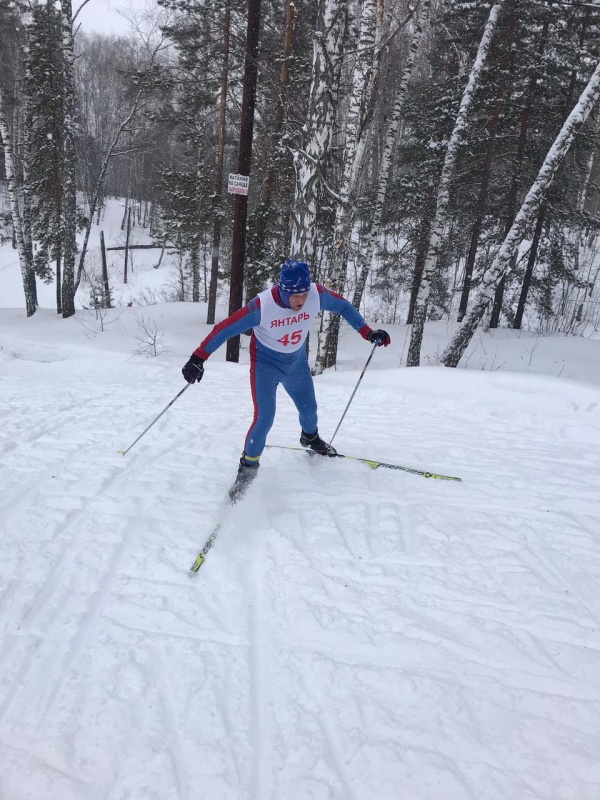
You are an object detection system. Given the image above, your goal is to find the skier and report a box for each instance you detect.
[182,259,390,499]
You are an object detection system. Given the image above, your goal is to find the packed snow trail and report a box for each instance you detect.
[1,347,600,799]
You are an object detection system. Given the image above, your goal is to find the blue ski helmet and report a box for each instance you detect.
[279,259,311,306]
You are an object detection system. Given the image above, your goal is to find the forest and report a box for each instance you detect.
[1,0,600,369]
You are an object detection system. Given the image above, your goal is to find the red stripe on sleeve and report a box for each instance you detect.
[193,304,252,360]
[317,283,345,301]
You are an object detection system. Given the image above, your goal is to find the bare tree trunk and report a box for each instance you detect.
[53,126,63,315]
[123,207,132,284]
[21,174,34,297]
[20,13,35,293]
[289,0,348,263]
[406,1,506,367]
[578,119,597,213]
[100,230,112,308]
[407,206,434,324]
[0,86,36,316]
[352,0,429,310]
[202,234,208,302]
[121,196,129,231]
[513,205,546,329]
[190,138,204,303]
[61,0,77,318]
[207,2,231,324]
[153,236,168,269]
[442,59,600,367]
[56,252,62,314]
[190,239,200,303]
[226,0,262,363]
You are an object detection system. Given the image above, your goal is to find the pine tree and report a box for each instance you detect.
[25,0,64,307]
[351,0,430,311]
[60,0,78,318]
[407,0,506,367]
[442,58,600,367]
[155,0,235,301]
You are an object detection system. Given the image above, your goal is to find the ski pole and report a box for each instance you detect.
[329,343,378,446]
[118,383,191,456]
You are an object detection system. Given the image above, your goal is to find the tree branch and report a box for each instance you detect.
[73,0,93,24]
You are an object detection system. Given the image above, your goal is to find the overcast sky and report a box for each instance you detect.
[76,0,153,36]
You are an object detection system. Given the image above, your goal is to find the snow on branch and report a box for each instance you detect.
[441,58,600,368]
[407,0,506,367]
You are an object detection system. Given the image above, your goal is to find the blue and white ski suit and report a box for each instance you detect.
[194,283,373,459]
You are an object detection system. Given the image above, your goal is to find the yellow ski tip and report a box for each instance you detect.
[190,555,205,573]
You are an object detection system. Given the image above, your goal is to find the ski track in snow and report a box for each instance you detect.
[248,523,270,800]
[0,366,600,799]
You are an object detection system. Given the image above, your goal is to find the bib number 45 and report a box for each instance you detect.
[277,329,303,347]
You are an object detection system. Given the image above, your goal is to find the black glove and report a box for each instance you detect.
[182,354,205,383]
[368,329,391,347]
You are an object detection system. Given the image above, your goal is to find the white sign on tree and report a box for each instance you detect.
[227,173,249,195]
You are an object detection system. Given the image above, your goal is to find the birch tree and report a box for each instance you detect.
[0,2,37,314]
[0,85,36,315]
[441,59,600,368]
[313,0,378,375]
[289,0,348,264]
[406,0,505,367]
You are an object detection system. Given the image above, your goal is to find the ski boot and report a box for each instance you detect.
[300,429,337,457]
[229,454,260,502]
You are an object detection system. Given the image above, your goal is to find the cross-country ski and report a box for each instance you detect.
[266,443,462,481]
[189,470,255,573]
[189,504,232,573]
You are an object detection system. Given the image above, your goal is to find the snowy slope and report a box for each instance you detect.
[1,300,600,799]
[1,200,600,799]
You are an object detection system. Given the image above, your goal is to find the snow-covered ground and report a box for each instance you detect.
[1,203,600,799]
